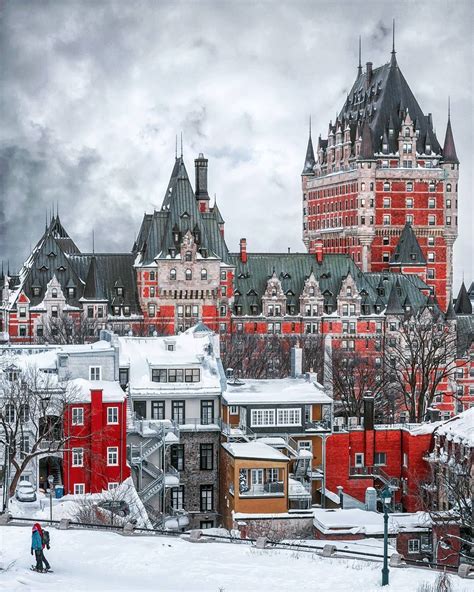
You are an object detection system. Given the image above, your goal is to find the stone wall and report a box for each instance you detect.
[237,515,314,540]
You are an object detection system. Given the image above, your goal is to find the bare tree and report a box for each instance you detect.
[40,312,100,345]
[0,365,82,496]
[383,311,461,423]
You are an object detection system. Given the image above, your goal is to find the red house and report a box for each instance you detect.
[63,380,129,495]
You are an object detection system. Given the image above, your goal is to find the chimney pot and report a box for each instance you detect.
[195,154,209,204]
[366,62,373,85]
[240,238,247,264]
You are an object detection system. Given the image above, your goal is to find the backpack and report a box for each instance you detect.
[42,530,50,549]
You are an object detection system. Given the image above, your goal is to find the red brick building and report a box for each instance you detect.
[62,380,129,495]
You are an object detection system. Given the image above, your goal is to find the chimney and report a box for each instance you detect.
[290,346,303,378]
[195,153,209,210]
[363,392,374,431]
[427,407,441,423]
[240,238,247,264]
[366,62,373,86]
[315,239,323,263]
[336,485,344,509]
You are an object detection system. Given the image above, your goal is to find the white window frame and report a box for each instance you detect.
[72,448,84,467]
[74,483,85,495]
[355,453,364,467]
[408,539,420,554]
[277,408,302,426]
[107,446,119,466]
[229,405,239,415]
[298,440,313,452]
[72,407,84,426]
[374,452,387,466]
[89,366,101,381]
[108,482,119,491]
[250,408,276,427]
[107,407,119,425]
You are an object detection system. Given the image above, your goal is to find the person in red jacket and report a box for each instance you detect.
[31,523,51,572]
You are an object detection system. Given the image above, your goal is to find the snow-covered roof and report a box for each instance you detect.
[68,379,126,403]
[223,377,331,405]
[117,330,224,394]
[436,407,474,447]
[312,509,432,536]
[222,441,289,461]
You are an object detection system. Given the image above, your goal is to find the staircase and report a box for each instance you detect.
[349,465,400,490]
[139,471,165,504]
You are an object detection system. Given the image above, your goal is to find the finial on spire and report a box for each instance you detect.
[358,35,362,75]
[180,132,183,158]
[390,19,397,66]
[448,96,451,120]
[309,115,312,138]
[175,135,178,159]
[92,229,95,255]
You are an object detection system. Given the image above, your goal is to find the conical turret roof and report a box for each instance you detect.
[390,223,426,266]
[442,117,459,164]
[302,133,315,175]
[454,282,472,315]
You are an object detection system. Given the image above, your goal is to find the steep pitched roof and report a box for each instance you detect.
[385,283,405,315]
[390,223,426,266]
[359,120,374,159]
[442,117,459,164]
[445,300,456,321]
[82,256,105,300]
[454,282,472,315]
[302,133,316,174]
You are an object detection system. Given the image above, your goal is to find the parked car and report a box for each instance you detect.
[98,500,130,517]
[15,482,37,502]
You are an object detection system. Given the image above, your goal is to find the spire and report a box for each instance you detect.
[442,101,459,164]
[359,120,374,159]
[445,299,456,321]
[180,132,183,158]
[302,121,316,175]
[390,223,426,265]
[83,256,103,300]
[357,36,362,76]
[390,19,397,66]
[454,282,472,315]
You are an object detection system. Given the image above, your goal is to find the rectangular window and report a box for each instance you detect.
[408,539,420,554]
[277,408,302,426]
[403,452,408,467]
[20,435,30,454]
[428,215,436,226]
[119,368,129,387]
[107,447,119,466]
[172,401,185,424]
[200,520,214,529]
[383,215,391,226]
[36,325,44,337]
[184,368,200,383]
[72,407,84,426]
[427,268,435,279]
[383,198,390,208]
[19,325,27,337]
[229,405,238,415]
[151,401,165,420]
[108,482,119,491]
[168,368,184,383]
[171,444,185,471]
[19,306,27,318]
[72,448,84,467]
[355,453,364,467]
[89,366,101,381]
[171,486,184,510]
[406,198,413,208]
[201,485,214,512]
[200,400,214,425]
[74,483,85,495]
[250,408,275,427]
[200,444,214,470]
[374,452,387,466]
[427,252,435,262]
[107,407,119,424]
[151,369,167,383]
[428,198,436,209]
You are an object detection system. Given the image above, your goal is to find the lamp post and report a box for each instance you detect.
[47,474,54,525]
[381,486,392,587]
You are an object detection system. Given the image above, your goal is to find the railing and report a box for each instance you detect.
[304,419,332,432]
[239,481,284,497]
[221,421,257,441]
[139,473,165,503]
[349,466,399,489]
[178,417,222,431]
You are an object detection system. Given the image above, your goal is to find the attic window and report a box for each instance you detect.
[250,304,258,315]
[169,249,176,258]
[181,212,190,219]
[185,251,192,262]
[410,253,417,261]
[48,252,56,258]
[173,232,180,243]
[346,287,352,297]
[238,273,246,279]
[67,287,75,298]
[116,287,124,296]
[52,288,58,298]
[309,287,315,297]
[32,287,41,297]
[57,266,66,272]
[404,127,410,137]
[39,265,48,272]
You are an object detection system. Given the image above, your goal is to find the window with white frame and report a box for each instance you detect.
[108,482,119,491]
[74,483,85,495]
[89,366,101,381]
[72,407,84,426]
[355,453,364,467]
[277,408,301,426]
[107,447,119,466]
[72,448,84,467]
[374,452,387,466]
[107,407,119,424]
[250,408,275,427]
[408,539,420,554]
[229,405,238,415]
[298,440,312,452]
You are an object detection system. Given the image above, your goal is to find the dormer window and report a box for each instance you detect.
[426,144,431,154]
[271,289,277,296]
[150,271,156,281]
[52,288,58,298]
[170,269,177,281]
[185,269,192,281]
[250,304,258,315]
[32,287,41,297]
[346,287,352,297]
[170,249,176,258]
[124,306,130,316]
[57,266,66,272]
[116,287,124,296]
[185,251,192,262]
[173,232,180,243]
[48,252,56,258]
[309,287,315,297]
[201,269,207,280]
[68,288,75,298]
[114,306,120,315]
[404,127,410,137]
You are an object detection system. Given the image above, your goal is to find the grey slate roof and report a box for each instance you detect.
[442,117,459,164]
[385,283,405,315]
[390,223,426,266]
[457,315,474,357]
[302,134,315,174]
[454,282,472,315]
[134,157,230,265]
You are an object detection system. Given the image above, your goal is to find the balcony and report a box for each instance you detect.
[178,417,221,432]
[238,481,285,498]
[304,419,332,433]
[349,465,400,490]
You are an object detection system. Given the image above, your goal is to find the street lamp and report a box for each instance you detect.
[381,486,392,587]
[47,474,54,525]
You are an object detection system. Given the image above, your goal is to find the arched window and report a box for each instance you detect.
[5,403,15,423]
[346,287,352,297]
[201,269,207,280]
[309,287,315,297]
[406,182,413,192]
[361,182,366,191]
[383,181,390,192]
[185,251,192,262]
[20,404,30,422]
[148,304,156,317]
[446,183,452,192]
[170,269,177,281]
[52,288,58,298]
[404,127,410,137]
[185,269,192,281]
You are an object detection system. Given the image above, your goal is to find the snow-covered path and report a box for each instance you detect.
[0,526,469,592]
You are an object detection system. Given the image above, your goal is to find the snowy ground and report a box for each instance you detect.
[1,525,472,592]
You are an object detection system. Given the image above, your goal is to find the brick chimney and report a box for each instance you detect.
[366,62,373,86]
[315,239,323,263]
[240,238,247,264]
[195,153,209,212]
[363,392,374,431]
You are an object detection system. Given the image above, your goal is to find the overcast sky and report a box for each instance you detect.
[0,0,472,293]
